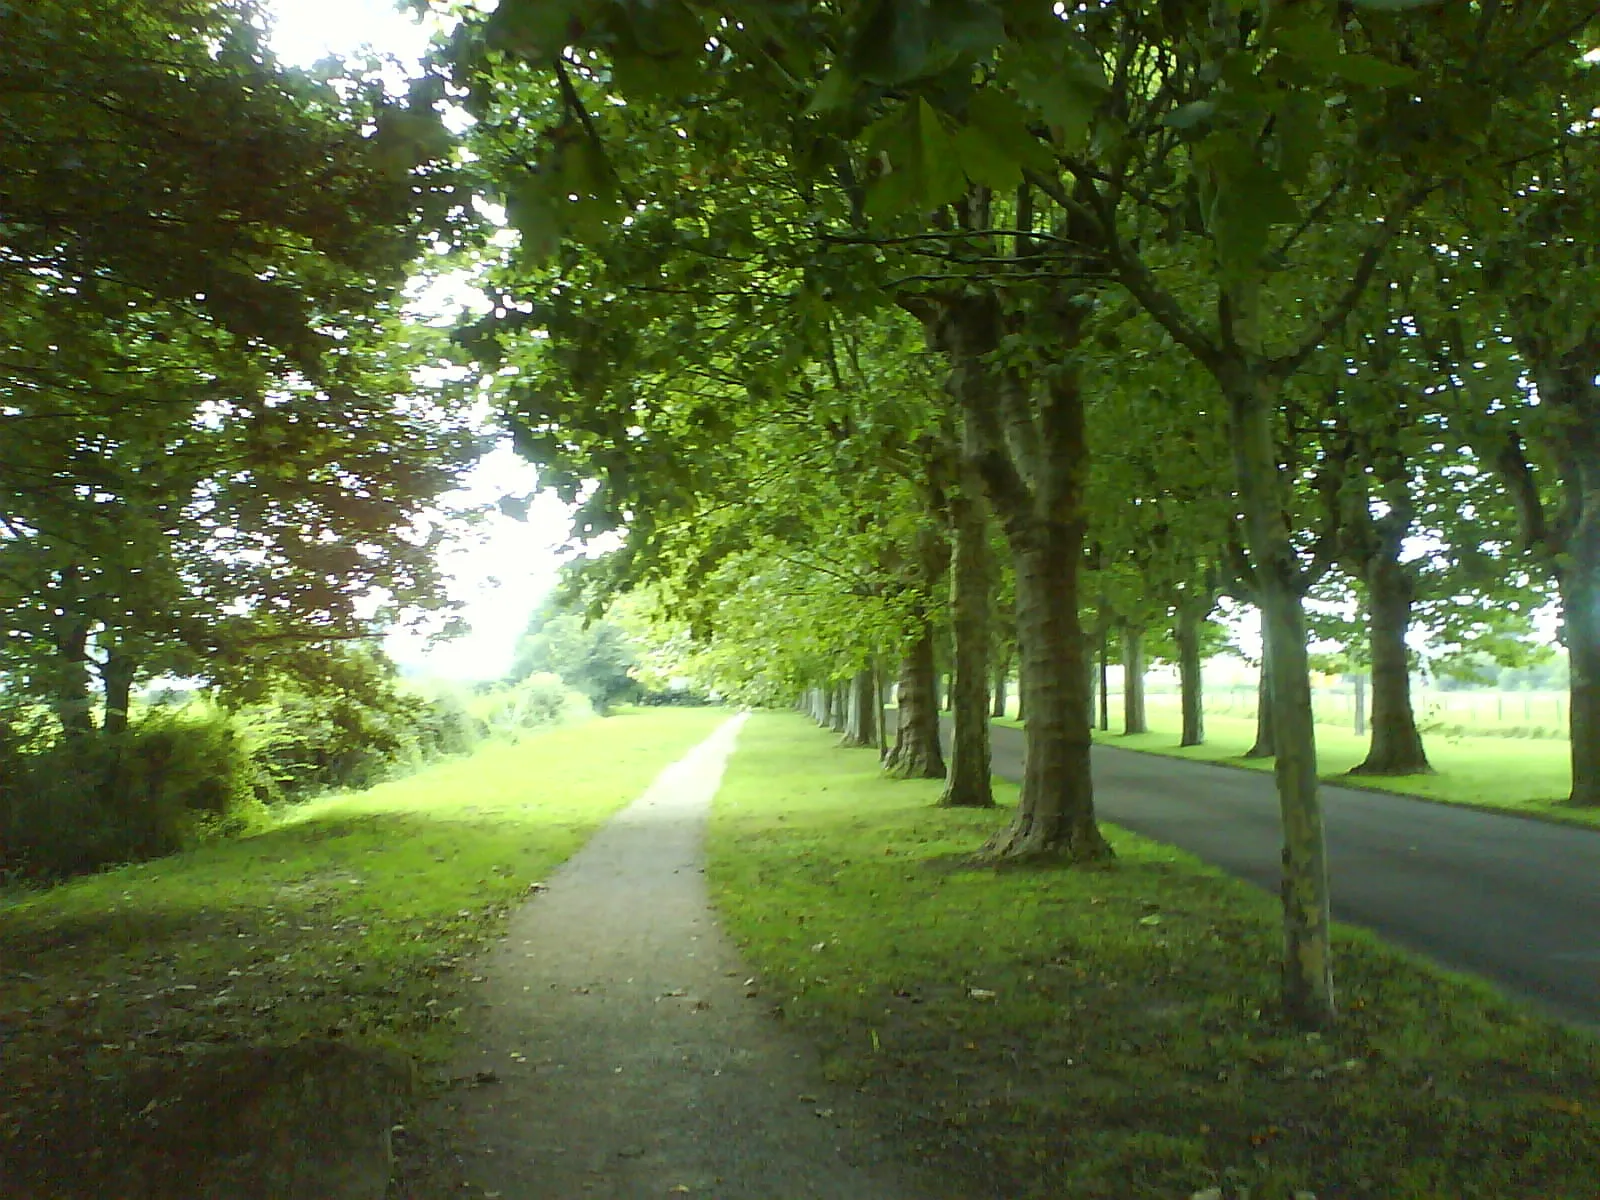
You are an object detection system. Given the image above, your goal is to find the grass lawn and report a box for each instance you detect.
[995,697,1593,828]
[0,707,725,1192]
[711,713,1600,1200]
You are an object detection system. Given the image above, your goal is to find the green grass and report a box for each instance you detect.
[0,707,726,1188]
[710,713,1600,1200]
[994,694,1592,827]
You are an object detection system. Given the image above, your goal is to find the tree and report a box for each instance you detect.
[1,0,478,737]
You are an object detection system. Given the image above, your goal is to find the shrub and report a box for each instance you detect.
[0,708,264,878]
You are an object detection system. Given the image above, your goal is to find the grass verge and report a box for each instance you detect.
[993,706,1593,828]
[0,707,726,1194]
[711,713,1600,1200]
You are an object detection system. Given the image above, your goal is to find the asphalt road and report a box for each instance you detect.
[980,721,1600,1026]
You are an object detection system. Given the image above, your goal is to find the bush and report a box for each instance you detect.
[0,708,265,878]
[478,673,594,737]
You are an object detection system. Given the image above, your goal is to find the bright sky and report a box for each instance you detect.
[266,0,574,681]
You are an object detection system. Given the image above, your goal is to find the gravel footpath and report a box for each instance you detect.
[416,714,932,1199]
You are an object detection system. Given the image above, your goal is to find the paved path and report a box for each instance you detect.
[984,722,1600,1026]
[422,715,932,1199]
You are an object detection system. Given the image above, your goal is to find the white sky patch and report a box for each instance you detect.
[265,0,438,70]
[265,0,578,681]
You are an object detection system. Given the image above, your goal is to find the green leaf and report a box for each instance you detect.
[862,99,965,217]
[1349,0,1443,9]
[966,90,1055,173]
[807,67,856,114]
[917,98,965,207]
[1206,151,1299,275]
[485,0,584,60]
[1329,53,1418,88]
[1009,68,1099,150]
[953,124,1021,190]
[927,0,1005,60]
[849,0,931,85]
[1161,100,1216,130]
[505,175,563,262]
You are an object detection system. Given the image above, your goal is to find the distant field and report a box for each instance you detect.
[1001,684,1571,741]
[1053,694,1587,827]
[1197,686,1571,740]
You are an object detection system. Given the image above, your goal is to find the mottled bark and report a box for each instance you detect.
[1351,558,1431,775]
[875,663,889,759]
[942,451,993,807]
[990,651,1010,718]
[1098,633,1110,731]
[828,683,848,735]
[1176,606,1205,747]
[984,520,1107,859]
[1121,624,1147,735]
[1244,638,1276,759]
[102,649,136,737]
[1226,366,1334,1028]
[885,630,945,779]
[842,669,878,748]
[917,281,1106,860]
[51,614,95,738]
[1564,554,1600,806]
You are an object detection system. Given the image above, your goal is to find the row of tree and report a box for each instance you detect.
[435,0,1599,1029]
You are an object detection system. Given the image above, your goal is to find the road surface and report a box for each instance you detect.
[982,722,1600,1026]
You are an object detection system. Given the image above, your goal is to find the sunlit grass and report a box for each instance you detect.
[1058,695,1588,826]
[710,713,1600,1199]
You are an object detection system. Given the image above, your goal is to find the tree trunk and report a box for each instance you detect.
[1226,366,1335,1028]
[983,520,1108,860]
[884,630,946,779]
[1564,555,1600,806]
[942,453,993,807]
[1015,649,1026,723]
[102,649,136,737]
[829,683,848,735]
[50,615,96,738]
[875,662,889,759]
[1098,632,1110,731]
[1121,624,1147,735]
[990,651,1009,718]
[1351,558,1431,775]
[1177,606,1205,747]
[925,288,1107,862]
[842,669,877,748]
[1352,674,1366,737]
[1244,637,1276,758]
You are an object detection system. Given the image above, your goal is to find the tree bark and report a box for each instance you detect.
[829,683,848,735]
[50,614,96,738]
[1351,557,1431,775]
[102,649,136,737]
[842,668,878,748]
[1098,632,1110,731]
[1176,606,1205,747]
[990,651,1010,718]
[937,293,1106,862]
[884,630,946,779]
[1352,673,1366,737]
[1226,365,1335,1028]
[1121,624,1147,735]
[1244,637,1276,758]
[942,450,993,807]
[984,518,1107,859]
[1563,553,1600,806]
